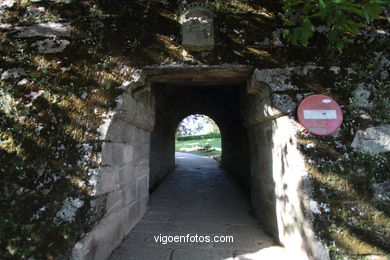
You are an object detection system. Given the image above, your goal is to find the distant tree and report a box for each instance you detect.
[176,114,203,137]
[282,0,389,52]
[204,116,220,134]
[176,114,219,137]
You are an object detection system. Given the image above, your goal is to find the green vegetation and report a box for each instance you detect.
[282,0,389,52]
[176,132,221,141]
[175,137,221,156]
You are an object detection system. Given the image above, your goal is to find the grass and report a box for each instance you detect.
[175,137,221,156]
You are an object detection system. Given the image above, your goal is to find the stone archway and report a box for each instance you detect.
[72,66,328,260]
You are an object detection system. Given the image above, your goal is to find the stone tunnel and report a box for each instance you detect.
[72,65,328,260]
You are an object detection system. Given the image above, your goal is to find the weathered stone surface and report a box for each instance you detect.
[105,183,137,213]
[0,0,15,8]
[104,119,134,143]
[105,118,149,144]
[372,181,390,203]
[1,68,26,80]
[181,3,214,51]
[136,175,148,197]
[118,164,136,186]
[251,68,297,91]
[351,125,390,154]
[96,165,120,195]
[101,142,133,167]
[132,144,149,166]
[272,94,296,114]
[142,65,252,86]
[246,71,268,95]
[352,83,374,108]
[55,197,84,223]
[105,189,123,213]
[16,22,71,38]
[31,39,70,53]
[72,197,148,260]
[294,65,324,76]
[115,93,155,132]
[26,5,45,15]
[50,0,72,3]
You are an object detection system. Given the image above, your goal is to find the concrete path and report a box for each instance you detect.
[110,152,287,260]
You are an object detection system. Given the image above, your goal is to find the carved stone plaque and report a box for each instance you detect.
[181,3,214,52]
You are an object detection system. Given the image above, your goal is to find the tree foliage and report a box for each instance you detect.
[176,115,219,137]
[282,0,389,52]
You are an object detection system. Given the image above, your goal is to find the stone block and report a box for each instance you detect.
[101,142,133,167]
[132,144,150,166]
[251,68,297,92]
[105,119,135,143]
[105,182,139,213]
[134,127,150,144]
[372,181,390,203]
[123,183,138,206]
[118,93,138,120]
[271,94,296,114]
[96,165,120,195]
[351,124,390,154]
[0,0,15,8]
[134,163,149,179]
[118,164,136,186]
[16,22,71,38]
[352,83,374,108]
[1,68,26,80]
[71,198,147,260]
[136,175,149,198]
[246,72,268,95]
[105,189,123,213]
[31,39,70,53]
[182,21,214,51]
[181,3,214,52]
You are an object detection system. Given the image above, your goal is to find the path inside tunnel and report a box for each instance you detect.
[110,152,287,260]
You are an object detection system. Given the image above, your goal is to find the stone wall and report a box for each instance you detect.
[72,90,155,260]
[241,74,329,260]
[1,1,388,259]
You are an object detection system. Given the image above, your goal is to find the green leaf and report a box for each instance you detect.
[318,0,326,9]
[335,39,345,52]
[338,5,364,16]
[363,3,381,23]
[282,29,290,38]
[284,20,296,26]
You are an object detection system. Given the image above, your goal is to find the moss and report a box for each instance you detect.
[0,0,389,258]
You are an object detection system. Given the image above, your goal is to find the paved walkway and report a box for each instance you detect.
[110,152,286,260]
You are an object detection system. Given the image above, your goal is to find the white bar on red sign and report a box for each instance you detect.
[303,110,337,119]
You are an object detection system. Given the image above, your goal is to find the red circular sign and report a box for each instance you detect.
[297,94,343,136]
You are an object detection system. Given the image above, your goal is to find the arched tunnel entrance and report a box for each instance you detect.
[73,66,326,260]
[149,84,251,194]
[111,81,281,259]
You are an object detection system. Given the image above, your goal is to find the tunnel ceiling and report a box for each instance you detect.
[142,65,253,86]
[152,84,246,137]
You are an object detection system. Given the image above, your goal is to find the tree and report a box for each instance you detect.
[282,0,389,52]
[176,114,203,137]
[176,114,219,137]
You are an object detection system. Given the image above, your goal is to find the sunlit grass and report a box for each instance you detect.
[175,138,221,156]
